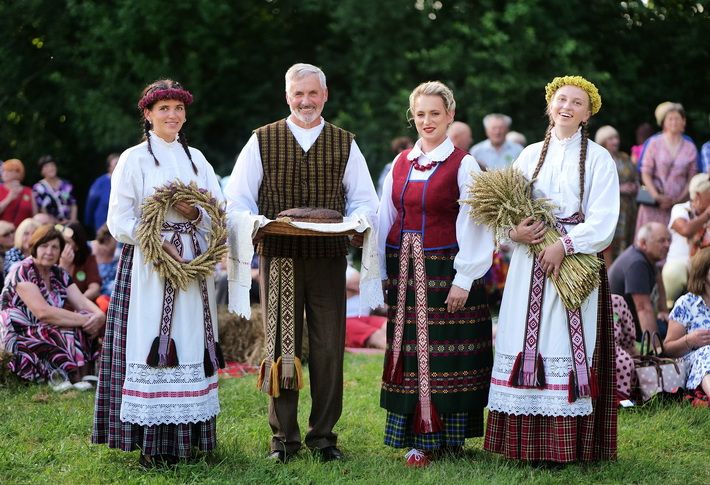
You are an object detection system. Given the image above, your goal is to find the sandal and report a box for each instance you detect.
[48,370,73,393]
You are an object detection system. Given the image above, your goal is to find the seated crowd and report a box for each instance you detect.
[602,101,709,407]
[0,155,119,391]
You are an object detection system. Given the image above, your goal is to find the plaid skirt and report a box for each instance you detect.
[384,411,483,450]
[91,244,217,457]
[483,264,617,463]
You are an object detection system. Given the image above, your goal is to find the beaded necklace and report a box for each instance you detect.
[411,157,440,172]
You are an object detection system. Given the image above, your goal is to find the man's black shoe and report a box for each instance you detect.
[313,446,344,462]
[266,450,294,463]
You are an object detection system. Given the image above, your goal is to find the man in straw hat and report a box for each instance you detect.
[225,63,378,463]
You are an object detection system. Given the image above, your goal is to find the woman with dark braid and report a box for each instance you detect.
[484,76,620,464]
[92,79,224,467]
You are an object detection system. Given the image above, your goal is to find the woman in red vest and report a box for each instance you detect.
[378,81,494,467]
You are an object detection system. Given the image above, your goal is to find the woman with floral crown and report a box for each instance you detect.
[92,80,224,467]
[484,76,619,463]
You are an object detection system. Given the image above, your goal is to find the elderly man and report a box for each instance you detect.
[469,113,523,170]
[663,173,710,307]
[447,121,473,152]
[225,63,378,463]
[609,222,671,339]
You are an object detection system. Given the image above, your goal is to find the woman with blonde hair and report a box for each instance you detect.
[378,81,494,467]
[636,102,698,231]
[484,76,619,464]
[4,218,40,275]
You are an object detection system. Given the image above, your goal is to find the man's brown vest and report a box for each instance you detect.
[256,119,353,259]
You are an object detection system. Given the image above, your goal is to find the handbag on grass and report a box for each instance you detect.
[633,331,687,403]
[636,186,658,206]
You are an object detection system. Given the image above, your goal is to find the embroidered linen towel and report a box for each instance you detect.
[355,214,384,311]
[227,212,265,318]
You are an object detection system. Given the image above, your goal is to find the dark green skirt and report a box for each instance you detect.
[380,246,493,416]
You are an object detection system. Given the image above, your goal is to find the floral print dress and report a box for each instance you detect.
[0,258,97,381]
[612,295,637,399]
[32,178,76,221]
[668,292,710,390]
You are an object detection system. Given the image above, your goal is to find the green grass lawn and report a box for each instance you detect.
[0,353,708,485]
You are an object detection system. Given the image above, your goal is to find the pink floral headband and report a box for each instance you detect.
[138,88,193,110]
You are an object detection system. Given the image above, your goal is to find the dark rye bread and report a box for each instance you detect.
[277,207,343,223]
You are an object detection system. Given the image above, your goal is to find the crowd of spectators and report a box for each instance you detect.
[0,154,119,391]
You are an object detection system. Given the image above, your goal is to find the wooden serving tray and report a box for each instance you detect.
[258,220,357,237]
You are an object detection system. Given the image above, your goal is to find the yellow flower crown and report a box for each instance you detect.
[545,75,602,115]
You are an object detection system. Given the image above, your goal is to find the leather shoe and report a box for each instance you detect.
[266,450,294,463]
[313,446,344,462]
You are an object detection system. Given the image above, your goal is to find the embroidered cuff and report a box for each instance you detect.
[193,205,205,226]
[561,235,575,255]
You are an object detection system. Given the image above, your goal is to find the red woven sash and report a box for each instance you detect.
[509,213,596,402]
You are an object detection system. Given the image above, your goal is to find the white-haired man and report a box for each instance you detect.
[662,173,710,307]
[225,63,378,463]
[469,113,523,170]
[609,222,671,338]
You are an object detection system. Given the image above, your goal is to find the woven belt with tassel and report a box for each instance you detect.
[383,232,442,434]
[257,257,304,398]
[146,220,225,377]
[508,213,598,402]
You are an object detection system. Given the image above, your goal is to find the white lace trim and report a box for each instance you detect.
[487,385,592,417]
[120,399,220,426]
[125,363,206,384]
[487,352,593,417]
[495,353,593,379]
[121,362,220,426]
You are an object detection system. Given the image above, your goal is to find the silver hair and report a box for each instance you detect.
[635,222,666,245]
[483,113,512,130]
[285,63,327,92]
[506,130,527,146]
[407,81,456,122]
[635,224,652,244]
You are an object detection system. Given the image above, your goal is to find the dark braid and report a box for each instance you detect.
[144,119,160,167]
[531,121,554,181]
[578,121,589,214]
[178,130,198,175]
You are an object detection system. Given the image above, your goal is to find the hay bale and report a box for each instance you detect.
[217,305,309,365]
[217,304,264,365]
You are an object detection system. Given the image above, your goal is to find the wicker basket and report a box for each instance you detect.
[258,220,357,237]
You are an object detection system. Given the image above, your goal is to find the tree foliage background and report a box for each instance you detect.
[1,0,708,209]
